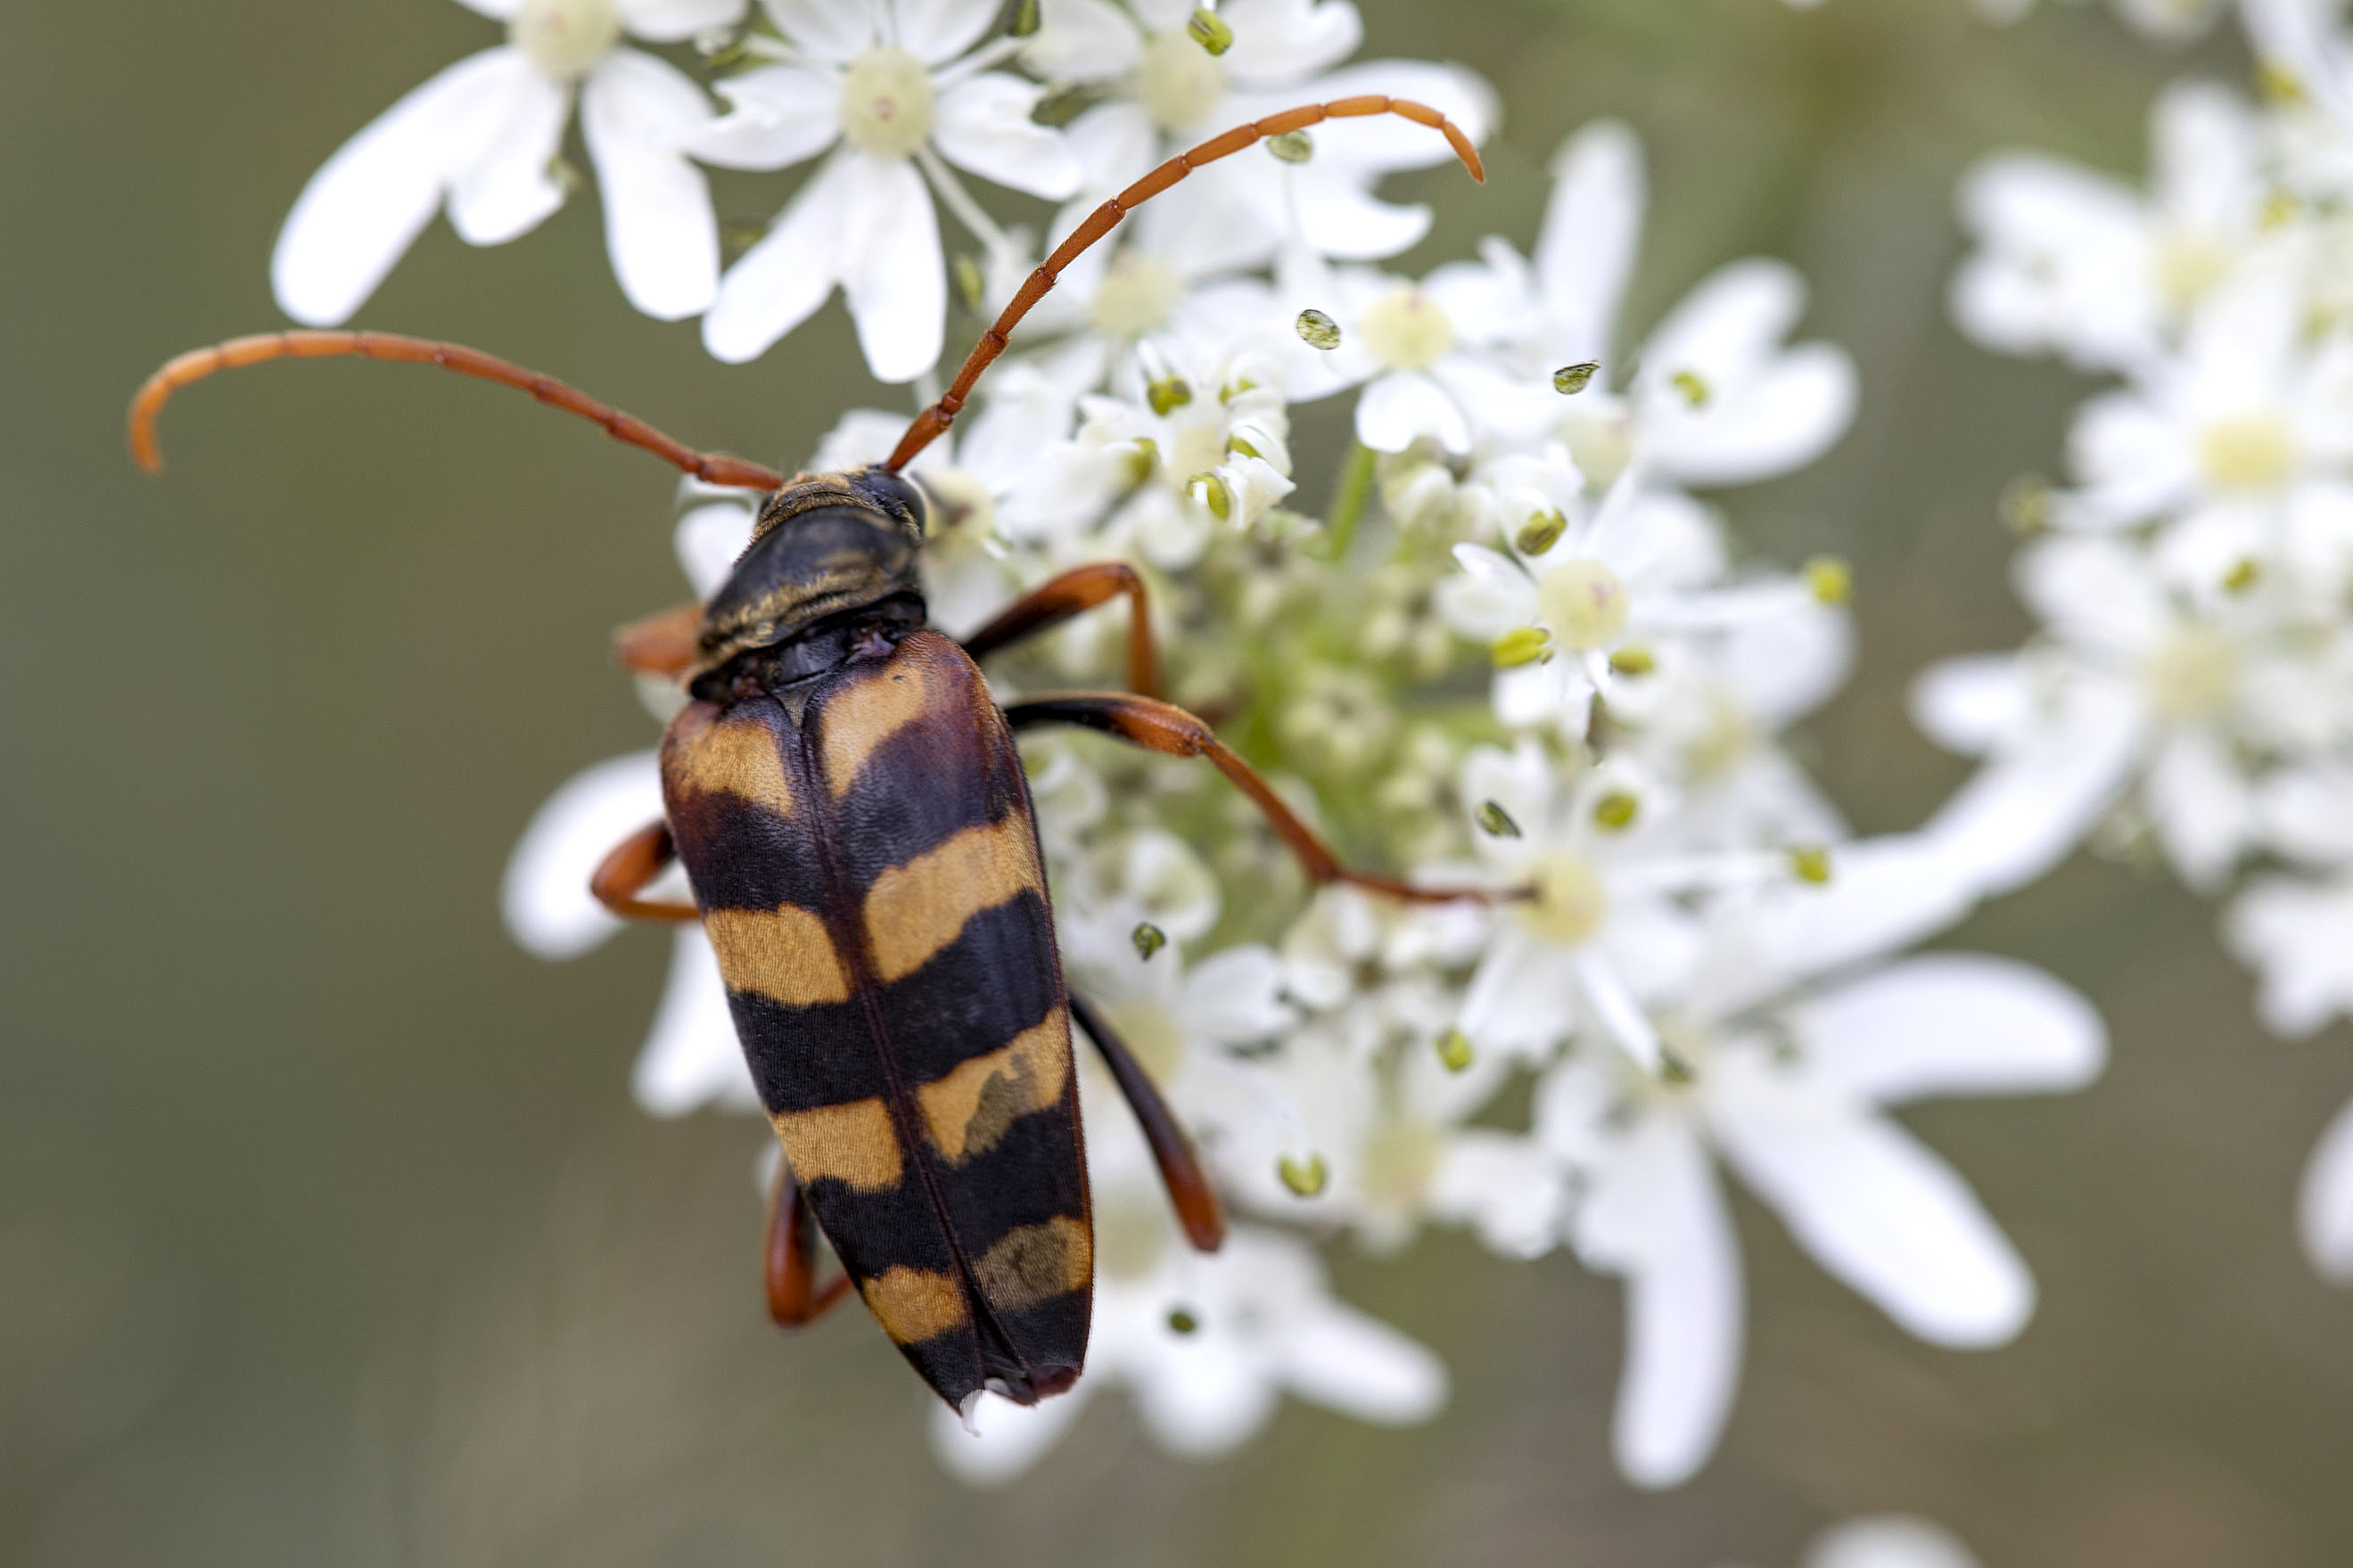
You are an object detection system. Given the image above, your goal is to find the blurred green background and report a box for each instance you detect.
[5,0,2350,1562]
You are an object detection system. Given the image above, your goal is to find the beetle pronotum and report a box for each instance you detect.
[133,96,1490,1420]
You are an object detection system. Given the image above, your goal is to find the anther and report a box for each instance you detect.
[1491,626,1551,668]
[1296,308,1343,350]
[1553,361,1600,394]
[1187,7,1235,54]
[1269,129,1313,163]
[1514,510,1567,557]
[1476,800,1522,838]
[1132,922,1168,960]
[1277,1153,1329,1197]
[1787,845,1832,884]
[1435,1027,1475,1072]
[1804,555,1852,606]
[1592,791,1638,831]
[1670,369,1709,406]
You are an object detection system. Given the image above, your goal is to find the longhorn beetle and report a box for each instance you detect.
[133,97,1490,1421]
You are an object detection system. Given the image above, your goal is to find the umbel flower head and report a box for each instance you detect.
[274,0,749,324]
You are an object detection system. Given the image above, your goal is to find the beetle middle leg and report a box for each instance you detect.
[766,1155,852,1327]
[1068,991,1224,1253]
[589,821,700,922]
[962,562,1162,700]
[1004,693,1498,906]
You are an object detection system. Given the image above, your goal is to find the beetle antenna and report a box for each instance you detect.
[129,331,787,491]
[884,95,1485,473]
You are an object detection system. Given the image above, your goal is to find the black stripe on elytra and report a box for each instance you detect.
[895,1326,988,1401]
[811,1084,1086,1271]
[727,989,887,1111]
[667,788,830,915]
[868,891,1063,1087]
[802,1170,963,1284]
[821,695,1031,892]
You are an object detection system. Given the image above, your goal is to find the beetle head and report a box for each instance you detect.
[693,465,930,678]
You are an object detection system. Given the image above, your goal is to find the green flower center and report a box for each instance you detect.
[841,46,935,160]
[1359,285,1456,372]
[1138,29,1227,132]
[510,0,621,79]
[1536,557,1630,650]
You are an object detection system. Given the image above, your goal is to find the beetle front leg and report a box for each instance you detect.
[1004,693,1498,906]
[766,1154,852,1327]
[614,601,703,679]
[962,562,1162,700]
[589,821,701,922]
[1068,990,1224,1253]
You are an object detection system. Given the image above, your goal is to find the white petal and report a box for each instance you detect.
[1909,653,2028,757]
[2223,874,2353,1038]
[456,0,524,16]
[689,65,843,170]
[1222,0,1362,86]
[933,74,1082,199]
[2258,763,2353,866]
[2300,1096,2353,1285]
[500,751,665,959]
[618,0,749,41]
[927,1385,1090,1483]
[1576,1118,1743,1489]
[1705,835,1980,1014]
[1649,342,1856,488]
[1794,954,2106,1105]
[1285,166,1435,259]
[839,153,946,382]
[1021,0,1141,84]
[1537,119,1644,363]
[1712,1061,2034,1347]
[2143,727,2253,893]
[1460,924,1580,1060]
[1920,674,2143,901]
[891,0,1001,64]
[583,51,721,320]
[272,48,539,326]
[1805,1516,1983,1568]
[1179,946,1296,1044]
[759,0,876,61]
[1427,1131,1567,1258]
[1718,597,1853,728]
[446,66,573,245]
[1356,371,1469,454]
[1279,1301,1449,1424]
[631,926,761,1114]
[702,150,853,362]
[675,498,758,596]
[1131,1337,1280,1455]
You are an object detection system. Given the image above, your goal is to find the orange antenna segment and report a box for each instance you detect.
[129,330,787,491]
[884,95,1485,473]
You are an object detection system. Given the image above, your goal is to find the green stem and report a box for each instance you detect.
[1323,441,1375,562]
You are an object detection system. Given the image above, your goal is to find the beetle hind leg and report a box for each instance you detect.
[766,1154,852,1328]
[590,821,701,922]
[1070,990,1225,1253]
[1004,693,1498,905]
[960,562,1162,699]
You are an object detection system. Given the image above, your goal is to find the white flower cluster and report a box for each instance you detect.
[1938,0,2353,1293]
[370,0,2120,1496]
